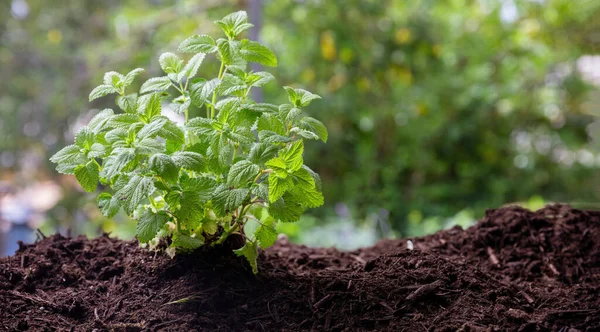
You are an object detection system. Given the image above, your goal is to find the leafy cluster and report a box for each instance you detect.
[50,11,327,273]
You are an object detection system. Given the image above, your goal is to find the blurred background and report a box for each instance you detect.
[1,0,599,256]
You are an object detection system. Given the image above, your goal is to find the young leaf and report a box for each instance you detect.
[97,193,121,218]
[180,53,205,79]
[88,109,115,133]
[255,216,277,248]
[175,191,204,229]
[212,185,250,216]
[171,151,205,172]
[299,117,328,142]
[123,68,144,86]
[178,34,217,54]
[149,154,179,183]
[239,40,277,67]
[227,160,259,187]
[234,241,259,274]
[74,160,100,193]
[280,140,304,172]
[89,84,119,101]
[117,93,139,113]
[140,76,172,93]
[190,78,220,107]
[215,11,253,38]
[103,71,124,87]
[269,193,306,223]
[116,175,155,215]
[267,173,294,203]
[137,209,170,243]
[217,39,240,65]
[159,52,183,74]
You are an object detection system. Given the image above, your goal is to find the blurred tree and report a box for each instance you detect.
[0,0,599,236]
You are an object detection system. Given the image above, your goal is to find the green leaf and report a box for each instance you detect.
[135,137,164,155]
[246,71,275,87]
[248,143,278,165]
[103,71,124,87]
[74,160,100,193]
[215,11,253,38]
[239,40,277,67]
[116,93,139,113]
[175,191,204,229]
[172,233,205,250]
[269,193,306,223]
[123,68,144,86]
[178,34,217,54]
[159,120,185,145]
[164,190,181,210]
[89,84,119,102]
[258,130,292,144]
[88,109,115,133]
[109,113,141,129]
[100,147,136,180]
[88,143,106,158]
[267,173,294,203]
[280,140,304,172]
[234,241,259,274]
[98,193,121,218]
[255,217,277,248]
[74,127,95,149]
[302,165,322,191]
[292,186,324,208]
[138,93,162,119]
[50,144,83,165]
[170,95,190,115]
[140,76,171,94]
[218,73,247,96]
[212,185,250,216]
[190,78,220,107]
[149,154,179,183]
[115,175,155,215]
[284,87,321,107]
[180,53,205,79]
[265,157,287,176]
[257,114,286,135]
[216,39,240,65]
[159,52,183,74]
[137,209,170,243]
[180,176,217,202]
[186,117,217,137]
[299,117,328,142]
[171,151,205,172]
[137,117,167,139]
[227,160,259,187]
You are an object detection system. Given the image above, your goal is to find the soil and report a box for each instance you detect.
[0,204,599,331]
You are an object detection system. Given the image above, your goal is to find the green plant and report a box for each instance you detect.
[49,11,327,273]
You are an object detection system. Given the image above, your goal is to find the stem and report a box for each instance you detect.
[210,61,226,119]
[253,169,273,183]
[213,221,241,246]
[185,109,189,123]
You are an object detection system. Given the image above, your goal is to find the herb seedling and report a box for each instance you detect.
[50,11,327,273]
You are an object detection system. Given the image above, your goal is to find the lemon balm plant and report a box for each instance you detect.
[49,11,327,273]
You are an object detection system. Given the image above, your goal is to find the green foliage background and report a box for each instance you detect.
[1,0,599,240]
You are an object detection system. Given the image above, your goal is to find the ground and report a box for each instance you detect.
[0,204,598,331]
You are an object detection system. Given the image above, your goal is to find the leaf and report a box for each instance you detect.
[159,52,183,74]
[49,144,83,165]
[180,53,205,79]
[212,185,250,217]
[267,173,294,203]
[175,192,204,229]
[180,176,217,202]
[149,154,179,183]
[190,78,220,107]
[248,143,278,165]
[299,117,328,142]
[100,147,136,180]
[292,186,324,208]
[172,233,204,250]
[255,217,277,248]
[234,241,258,274]
[109,113,141,129]
[280,140,304,172]
[178,34,217,54]
[227,160,259,187]
[135,137,164,155]
[115,175,155,215]
[123,68,144,86]
[74,161,100,193]
[98,193,121,218]
[138,93,162,119]
[284,87,321,107]
[171,151,205,172]
[217,39,240,65]
[140,76,172,94]
[137,117,167,139]
[137,209,170,243]
[215,11,253,38]
[269,193,305,223]
[103,71,124,87]
[265,157,287,176]
[290,127,319,140]
[89,84,119,102]
[239,40,277,67]
[159,120,185,145]
[246,71,275,87]
[88,109,115,133]
[88,143,106,158]
[257,114,286,135]
[258,130,291,144]
[164,190,181,210]
[186,117,217,137]
[74,127,95,149]
[218,73,247,96]
[302,165,322,191]
[116,93,138,113]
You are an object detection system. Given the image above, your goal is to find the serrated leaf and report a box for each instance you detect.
[98,193,121,218]
[180,53,205,79]
[164,190,181,210]
[74,161,100,193]
[159,52,183,74]
[302,165,322,191]
[109,113,141,128]
[267,173,294,203]
[243,103,279,114]
[280,140,304,172]
[137,209,170,243]
[89,84,119,102]
[257,131,291,144]
[290,127,319,140]
[202,218,218,235]
[175,191,204,229]
[246,71,275,87]
[217,39,240,65]
[170,96,190,115]
[140,76,172,94]
[255,217,277,248]
[269,193,305,223]
[159,120,185,145]
[74,127,95,149]
[248,143,278,165]
[100,147,136,180]
[178,34,217,53]
[50,144,83,164]
[103,71,124,87]
[190,78,220,107]
[299,117,328,142]
[116,93,138,113]
[279,104,303,123]
[88,109,115,133]
[227,160,259,187]
[265,157,287,176]
[234,241,258,274]
[218,73,247,96]
[215,11,253,38]
[135,137,164,155]
[149,154,179,183]
[229,126,255,145]
[239,40,277,67]
[180,176,217,202]
[257,114,286,135]
[123,68,144,86]
[138,93,162,119]
[284,87,321,107]
[293,186,324,208]
[115,175,155,215]
[171,151,205,172]
[88,143,106,158]
[212,185,250,216]
[186,117,217,137]
[137,117,167,139]
[172,233,204,250]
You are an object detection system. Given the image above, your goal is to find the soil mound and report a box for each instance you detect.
[0,204,599,331]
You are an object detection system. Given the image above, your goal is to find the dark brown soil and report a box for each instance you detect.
[1,204,599,331]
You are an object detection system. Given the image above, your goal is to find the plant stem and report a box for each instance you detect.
[210,61,226,119]
[253,169,273,183]
[213,221,241,246]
